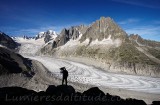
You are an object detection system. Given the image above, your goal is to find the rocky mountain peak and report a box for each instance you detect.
[80,17,128,43]
[36,30,57,39]
[52,25,89,48]
[129,34,160,47]
[60,28,68,35]
[129,34,141,40]
[46,30,56,35]
[99,16,113,23]
[35,30,57,43]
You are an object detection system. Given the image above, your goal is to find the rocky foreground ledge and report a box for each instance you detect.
[0,85,159,105]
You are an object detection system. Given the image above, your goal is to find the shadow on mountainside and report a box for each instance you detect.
[0,85,159,105]
[16,54,35,77]
[0,47,34,77]
[0,50,22,74]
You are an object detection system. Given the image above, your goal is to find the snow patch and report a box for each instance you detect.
[82,38,90,45]
[0,44,6,48]
[90,35,122,47]
[59,34,122,50]
[50,34,57,40]
[38,32,45,38]
[60,33,86,49]
[36,30,57,40]
[63,35,89,48]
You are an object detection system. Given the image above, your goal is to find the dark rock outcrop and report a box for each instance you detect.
[83,87,105,96]
[0,32,17,49]
[56,28,69,47]
[0,47,33,76]
[0,85,151,105]
[44,34,51,43]
[152,101,160,105]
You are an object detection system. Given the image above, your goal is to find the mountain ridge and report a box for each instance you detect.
[4,16,160,77]
[0,32,18,49]
[37,17,160,77]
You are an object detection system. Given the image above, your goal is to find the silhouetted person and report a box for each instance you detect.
[60,67,68,85]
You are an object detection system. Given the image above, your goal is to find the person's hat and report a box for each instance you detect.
[60,67,66,70]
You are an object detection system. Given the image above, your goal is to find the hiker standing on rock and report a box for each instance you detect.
[60,67,68,85]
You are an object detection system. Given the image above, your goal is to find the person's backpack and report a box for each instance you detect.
[66,70,68,77]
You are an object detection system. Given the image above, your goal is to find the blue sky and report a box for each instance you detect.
[0,0,160,41]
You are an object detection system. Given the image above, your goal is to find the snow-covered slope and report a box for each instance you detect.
[14,37,45,55]
[13,30,57,55]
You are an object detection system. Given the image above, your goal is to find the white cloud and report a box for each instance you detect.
[112,0,160,9]
[125,25,160,41]
[117,18,160,41]
[14,26,56,35]
[13,25,68,35]
[118,18,139,25]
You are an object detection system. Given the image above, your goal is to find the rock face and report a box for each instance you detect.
[0,47,35,89]
[0,32,17,49]
[54,25,88,47]
[38,17,160,77]
[80,17,128,43]
[0,47,33,75]
[39,25,88,54]
[129,34,160,47]
[0,33,35,88]
[129,34,160,60]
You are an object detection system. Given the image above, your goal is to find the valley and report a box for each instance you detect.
[27,56,160,94]
[1,17,160,104]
